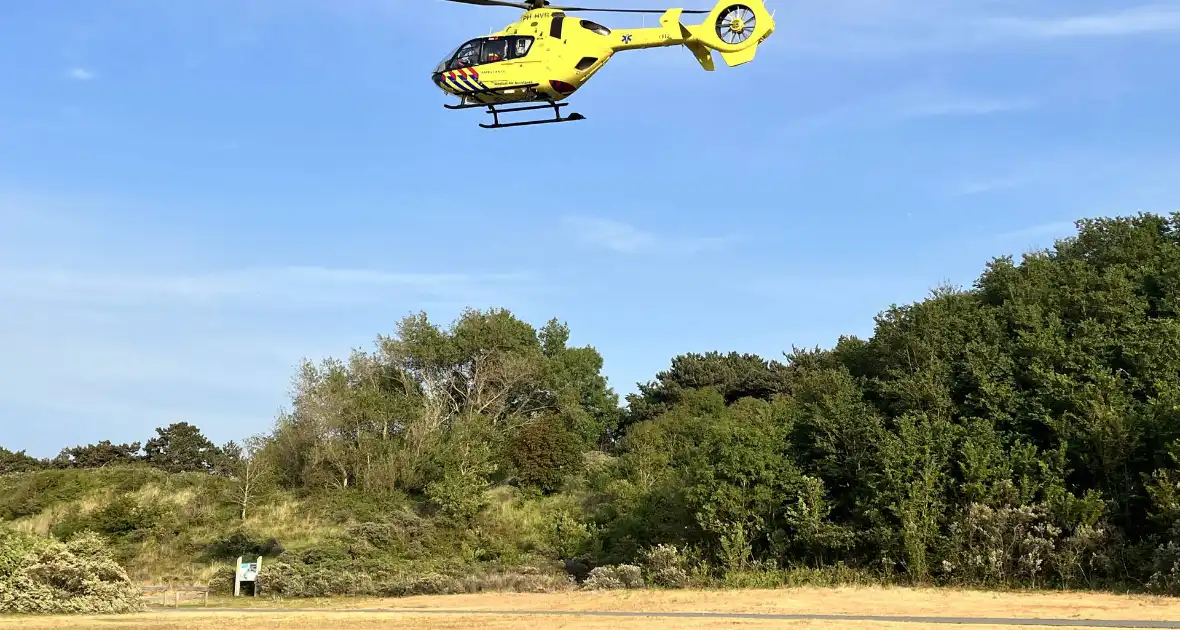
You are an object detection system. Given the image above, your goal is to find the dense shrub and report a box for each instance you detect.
[255,560,573,598]
[204,531,285,561]
[0,531,144,614]
[582,564,644,590]
[51,496,171,542]
[206,565,238,595]
[0,447,45,475]
[640,544,694,588]
[507,416,584,494]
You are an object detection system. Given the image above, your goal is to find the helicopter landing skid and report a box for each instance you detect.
[442,83,584,128]
[478,101,584,129]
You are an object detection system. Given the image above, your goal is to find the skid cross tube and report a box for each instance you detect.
[479,100,584,129]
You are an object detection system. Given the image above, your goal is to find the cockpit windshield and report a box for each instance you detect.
[433,35,535,73]
[433,44,462,74]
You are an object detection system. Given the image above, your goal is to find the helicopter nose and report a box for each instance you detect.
[432,72,456,94]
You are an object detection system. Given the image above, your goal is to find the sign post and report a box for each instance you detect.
[233,555,262,597]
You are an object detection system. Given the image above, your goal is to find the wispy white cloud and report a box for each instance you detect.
[0,266,531,307]
[562,215,738,255]
[68,67,94,81]
[0,259,539,453]
[0,194,543,455]
[984,4,1180,39]
[0,259,536,453]
[895,95,1037,119]
[764,1,1180,58]
[781,85,1036,137]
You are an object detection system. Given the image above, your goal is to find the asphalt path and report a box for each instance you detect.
[159,608,1180,628]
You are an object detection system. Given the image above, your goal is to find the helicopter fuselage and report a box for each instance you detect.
[431,9,684,104]
[432,0,776,128]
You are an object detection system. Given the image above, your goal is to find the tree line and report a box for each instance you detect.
[1,421,238,475]
[7,211,1180,593]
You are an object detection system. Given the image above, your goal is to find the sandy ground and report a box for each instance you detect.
[0,616,1121,630]
[4,586,1180,629]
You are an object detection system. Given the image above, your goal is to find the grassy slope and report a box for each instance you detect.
[0,466,583,587]
[0,466,331,584]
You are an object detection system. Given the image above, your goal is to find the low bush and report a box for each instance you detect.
[0,530,144,614]
[254,560,574,598]
[204,531,285,561]
[639,544,695,588]
[582,564,644,590]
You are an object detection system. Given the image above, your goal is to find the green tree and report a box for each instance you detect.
[0,447,45,474]
[221,434,275,520]
[51,441,143,469]
[144,423,223,473]
[267,308,619,500]
[622,351,791,431]
[508,414,584,494]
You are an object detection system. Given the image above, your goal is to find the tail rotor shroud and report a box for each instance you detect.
[715,4,756,45]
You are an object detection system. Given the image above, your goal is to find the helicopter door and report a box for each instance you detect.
[481,38,508,64]
[507,36,536,68]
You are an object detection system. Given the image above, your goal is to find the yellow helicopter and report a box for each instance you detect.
[433,0,775,128]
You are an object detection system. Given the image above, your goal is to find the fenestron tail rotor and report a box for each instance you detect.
[715,3,755,44]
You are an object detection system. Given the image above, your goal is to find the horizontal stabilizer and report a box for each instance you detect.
[720,46,757,67]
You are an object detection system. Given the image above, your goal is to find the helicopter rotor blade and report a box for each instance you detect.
[438,0,712,13]
[550,5,711,12]
[440,0,535,9]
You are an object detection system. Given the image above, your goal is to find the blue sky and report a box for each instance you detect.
[1,0,1177,457]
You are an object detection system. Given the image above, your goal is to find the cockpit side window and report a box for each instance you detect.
[509,36,534,59]
[481,38,508,64]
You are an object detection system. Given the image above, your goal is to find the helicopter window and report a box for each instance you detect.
[509,36,534,58]
[434,43,463,74]
[451,39,482,68]
[481,38,508,64]
[550,15,564,38]
[579,20,611,36]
